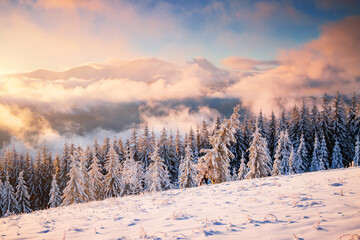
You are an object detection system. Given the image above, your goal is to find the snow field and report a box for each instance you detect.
[1,167,360,240]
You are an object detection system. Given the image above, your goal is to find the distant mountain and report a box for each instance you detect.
[7,58,182,82]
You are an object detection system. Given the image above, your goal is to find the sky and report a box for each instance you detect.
[0,0,359,152]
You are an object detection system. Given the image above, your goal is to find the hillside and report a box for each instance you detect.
[1,167,360,240]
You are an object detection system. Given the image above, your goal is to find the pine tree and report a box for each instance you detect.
[294,134,307,173]
[289,105,301,150]
[103,146,123,198]
[237,154,248,180]
[62,155,87,206]
[354,135,360,167]
[318,93,333,161]
[158,128,177,184]
[267,111,278,163]
[197,105,240,183]
[122,149,143,195]
[331,139,344,169]
[48,174,62,208]
[59,143,71,193]
[332,92,349,166]
[88,149,103,200]
[15,171,31,213]
[272,130,292,175]
[178,145,197,188]
[288,146,297,174]
[146,145,171,192]
[346,93,358,161]
[2,175,19,216]
[310,135,320,172]
[246,122,272,179]
[139,125,153,171]
[319,134,329,169]
[79,149,94,202]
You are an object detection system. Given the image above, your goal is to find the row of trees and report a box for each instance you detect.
[0,92,359,217]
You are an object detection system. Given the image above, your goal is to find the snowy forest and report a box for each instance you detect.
[0,92,360,218]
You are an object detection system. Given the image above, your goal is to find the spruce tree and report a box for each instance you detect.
[139,125,153,171]
[272,130,292,175]
[331,139,344,169]
[319,134,329,169]
[178,145,197,188]
[288,146,297,175]
[62,155,87,206]
[59,143,71,193]
[88,149,103,200]
[158,128,177,184]
[122,149,143,195]
[146,145,171,192]
[289,105,301,150]
[267,111,278,163]
[2,175,19,216]
[353,135,360,167]
[295,134,307,173]
[48,174,62,208]
[310,135,320,172]
[246,123,272,179]
[79,149,94,202]
[237,154,248,180]
[16,171,31,213]
[197,105,240,183]
[103,146,123,198]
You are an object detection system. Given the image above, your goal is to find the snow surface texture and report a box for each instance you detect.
[1,167,360,240]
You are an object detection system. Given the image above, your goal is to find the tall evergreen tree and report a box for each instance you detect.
[246,123,272,179]
[62,155,87,206]
[178,145,197,188]
[294,134,307,173]
[103,146,123,198]
[237,154,248,180]
[146,145,171,192]
[48,174,62,208]
[138,125,153,171]
[310,135,320,172]
[197,105,240,183]
[59,143,71,193]
[354,135,360,167]
[158,128,177,184]
[332,92,349,166]
[88,149,103,200]
[122,149,143,195]
[2,175,19,216]
[16,171,31,213]
[267,111,278,163]
[331,139,344,169]
[272,130,292,175]
[319,134,330,169]
[346,93,358,161]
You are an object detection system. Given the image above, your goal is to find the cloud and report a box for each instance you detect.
[224,15,360,114]
[221,57,278,70]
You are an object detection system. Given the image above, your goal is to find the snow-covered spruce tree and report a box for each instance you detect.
[288,146,297,175]
[0,180,3,216]
[88,149,103,200]
[158,128,178,184]
[139,125,153,172]
[354,136,360,167]
[331,139,344,169]
[146,144,171,192]
[267,111,278,163]
[197,105,240,184]
[103,146,123,198]
[79,149,94,202]
[59,143,71,193]
[178,144,197,188]
[16,171,31,213]
[2,175,19,216]
[48,174,62,208]
[122,149,143,195]
[237,154,248,180]
[62,155,87,206]
[246,122,272,179]
[289,105,301,150]
[319,134,330,169]
[272,130,292,176]
[310,135,320,172]
[294,134,307,173]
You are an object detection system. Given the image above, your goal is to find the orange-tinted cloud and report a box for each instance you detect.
[222,57,278,70]
[225,15,360,113]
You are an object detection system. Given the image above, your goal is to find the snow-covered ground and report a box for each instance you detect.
[1,168,360,240]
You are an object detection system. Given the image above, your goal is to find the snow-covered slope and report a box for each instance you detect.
[1,168,360,240]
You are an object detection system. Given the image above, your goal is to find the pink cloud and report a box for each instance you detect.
[221,57,278,70]
[225,15,360,114]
